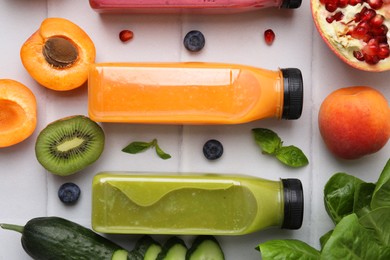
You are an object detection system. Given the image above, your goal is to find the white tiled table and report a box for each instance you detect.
[0,1,389,259]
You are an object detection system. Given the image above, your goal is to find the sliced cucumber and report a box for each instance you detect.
[186,236,225,260]
[134,235,162,260]
[111,249,129,260]
[157,236,187,260]
[144,243,162,260]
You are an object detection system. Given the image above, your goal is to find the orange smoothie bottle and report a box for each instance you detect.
[88,62,303,124]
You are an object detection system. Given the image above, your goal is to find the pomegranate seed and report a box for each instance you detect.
[363,39,380,56]
[264,29,275,45]
[119,30,134,42]
[369,14,385,27]
[353,50,365,61]
[371,24,388,36]
[354,13,362,22]
[349,0,363,5]
[375,35,388,43]
[364,54,380,64]
[351,25,370,39]
[325,3,338,12]
[361,9,376,22]
[378,43,390,58]
[366,0,383,9]
[338,0,349,7]
[326,11,343,23]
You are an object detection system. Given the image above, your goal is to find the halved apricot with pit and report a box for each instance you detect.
[0,79,37,147]
[20,18,96,91]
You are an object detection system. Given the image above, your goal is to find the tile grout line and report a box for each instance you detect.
[307,13,316,249]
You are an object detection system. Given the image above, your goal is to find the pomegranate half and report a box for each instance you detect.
[311,0,390,71]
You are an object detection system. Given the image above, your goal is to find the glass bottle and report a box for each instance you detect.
[88,62,303,124]
[89,0,302,13]
[92,172,304,235]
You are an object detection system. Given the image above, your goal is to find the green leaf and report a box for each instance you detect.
[353,182,375,217]
[321,214,390,260]
[275,145,309,168]
[359,207,390,247]
[252,128,282,154]
[371,159,390,210]
[324,173,364,224]
[155,143,171,160]
[320,230,333,250]
[122,141,154,154]
[257,239,320,260]
[122,139,171,160]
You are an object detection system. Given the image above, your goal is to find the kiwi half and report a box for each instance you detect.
[35,115,105,176]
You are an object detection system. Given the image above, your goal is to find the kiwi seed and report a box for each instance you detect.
[35,115,105,176]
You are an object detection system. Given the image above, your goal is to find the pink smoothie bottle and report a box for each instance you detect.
[89,0,302,13]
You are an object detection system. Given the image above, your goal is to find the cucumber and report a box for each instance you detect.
[134,235,162,260]
[186,236,225,260]
[157,236,187,260]
[0,216,134,260]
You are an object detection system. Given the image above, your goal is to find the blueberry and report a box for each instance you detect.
[203,139,223,160]
[184,30,205,52]
[58,182,81,204]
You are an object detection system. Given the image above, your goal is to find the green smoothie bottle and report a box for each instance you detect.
[91,173,303,235]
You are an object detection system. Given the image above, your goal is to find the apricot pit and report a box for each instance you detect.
[21,18,96,91]
[43,37,79,68]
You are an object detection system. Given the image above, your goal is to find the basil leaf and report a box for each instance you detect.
[324,173,364,224]
[257,239,320,260]
[371,159,390,210]
[122,141,153,154]
[353,182,376,218]
[321,213,390,260]
[252,128,282,154]
[155,143,171,160]
[359,207,390,247]
[275,145,309,168]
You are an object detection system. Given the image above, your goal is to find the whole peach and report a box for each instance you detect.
[318,86,390,160]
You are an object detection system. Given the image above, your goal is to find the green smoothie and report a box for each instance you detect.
[92,173,303,235]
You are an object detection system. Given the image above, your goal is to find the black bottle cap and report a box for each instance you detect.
[281,178,304,230]
[281,68,304,120]
[280,0,302,9]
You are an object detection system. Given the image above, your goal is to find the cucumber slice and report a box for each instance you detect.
[111,249,128,260]
[134,235,162,260]
[144,243,162,260]
[186,236,225,260]
[157,236,187,260]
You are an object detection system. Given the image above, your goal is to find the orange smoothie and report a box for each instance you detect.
[88,62,303,124]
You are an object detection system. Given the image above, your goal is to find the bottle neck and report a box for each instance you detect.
[244,177,303,233]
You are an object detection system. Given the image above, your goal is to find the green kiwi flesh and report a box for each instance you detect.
[35,115,105,176]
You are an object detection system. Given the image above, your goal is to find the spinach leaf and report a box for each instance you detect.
[321,214,390,260]
[371,159,390,209]
[324,173,364,224]
[359,207,390,247]
[257,239,320,260]
[353,182,376,217]
[319,230,333,250]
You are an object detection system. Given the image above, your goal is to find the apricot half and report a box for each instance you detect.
[21,18,96,91]
[318,86,390,159]
[0,79,37,147]
[311,0,390,72]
